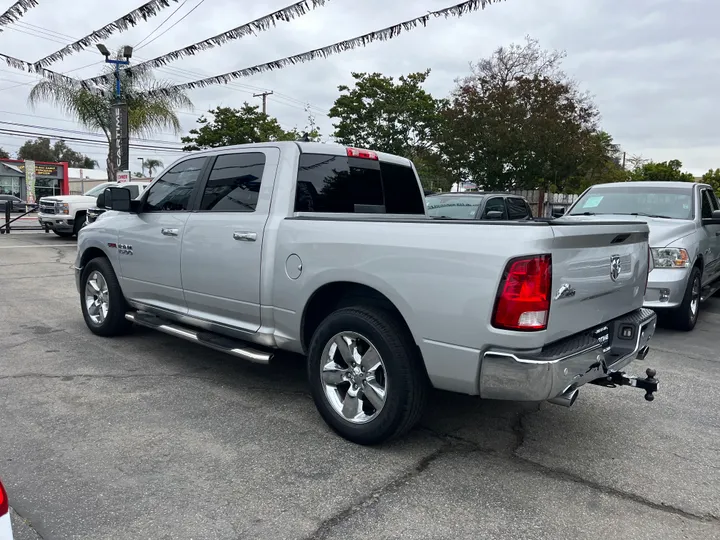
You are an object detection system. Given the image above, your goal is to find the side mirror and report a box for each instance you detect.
[551,206,566,218]
[103,187,131,212]
[486,210,504,220]
[96,192,105,208]
[713,209,720,220]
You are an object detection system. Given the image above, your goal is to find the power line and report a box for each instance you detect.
[0,128,186,153]
[136,0,207,51]
[0,0,39,31]
[135,0,189,48]
[147,0,506,95]
[33,0,185,67]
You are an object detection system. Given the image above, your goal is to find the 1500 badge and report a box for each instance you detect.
[108,242,133,255]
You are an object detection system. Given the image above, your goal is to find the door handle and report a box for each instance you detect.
[233,231,257,242]
[161,228,179,236]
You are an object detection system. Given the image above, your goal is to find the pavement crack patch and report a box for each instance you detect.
[510,454,719,524]
[304,443,457,540]
[0,372,310,398]
[10,506,45,540]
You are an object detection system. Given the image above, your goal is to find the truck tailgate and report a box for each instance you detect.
[546,222,650,343]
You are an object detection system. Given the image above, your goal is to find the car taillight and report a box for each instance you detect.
[346,147,378,160]
[0,479,8,517]
[492,255,552,331]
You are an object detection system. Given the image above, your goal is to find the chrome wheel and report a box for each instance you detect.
[690,276,700,320]
[320,331,387,424]
[84,271,109,325]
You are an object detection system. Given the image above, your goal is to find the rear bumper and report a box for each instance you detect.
[479,308,657,401]
[643,268,690,309]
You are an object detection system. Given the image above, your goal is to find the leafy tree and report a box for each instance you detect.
[28,46,192,180]
[438,38,608,193]
[142,158,163,176]
[133,171,144,178]
[181,104,299,151]
[629,160,694,182]
[0,147,9,159]
[565,131,629,193]
[329,70,444,159]
[701,169,720,194]
[17,137,96,168]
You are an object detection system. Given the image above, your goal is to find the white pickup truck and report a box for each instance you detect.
[38,181,149,238]
[75,142,659,444]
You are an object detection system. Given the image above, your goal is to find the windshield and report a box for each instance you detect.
[426,195,484,219]
[569,185,693,220]
[84,182,116,197]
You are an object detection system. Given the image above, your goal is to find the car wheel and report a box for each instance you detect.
[73,216,84,236]
[307,306,428,445]
[53,231,73,238]
[669,266,702,331]
[80,257,132,337]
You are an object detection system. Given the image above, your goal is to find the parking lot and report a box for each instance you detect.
[1,232,718,540]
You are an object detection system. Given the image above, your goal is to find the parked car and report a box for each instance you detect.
[0,194,28,213]
[75,142,658,445]
[560,181,720,330]
[84,182,149,226]
[38,181,150,238]
[0,478,13,540]
[426,192,533,220]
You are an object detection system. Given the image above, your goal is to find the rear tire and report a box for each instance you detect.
[669,266,702,331]
[73,215,84,236]
[80,257,132,337]
[307,306,428,445]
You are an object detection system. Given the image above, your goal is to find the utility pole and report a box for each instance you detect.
[622,151,626,170]
[137,157,144,177]
[253,90,273,114]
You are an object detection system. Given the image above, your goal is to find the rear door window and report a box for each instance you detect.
[295,154,424,214]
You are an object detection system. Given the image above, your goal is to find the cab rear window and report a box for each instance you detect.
[295,154,425,214]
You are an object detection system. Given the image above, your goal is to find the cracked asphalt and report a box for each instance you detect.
[1,232,719,540]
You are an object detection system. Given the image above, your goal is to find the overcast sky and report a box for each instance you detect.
[0,0,716,176]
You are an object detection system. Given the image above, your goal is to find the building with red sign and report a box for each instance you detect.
[0,159,70,201]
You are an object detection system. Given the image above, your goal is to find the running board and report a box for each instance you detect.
[700,280,720,302]
[125,312,273,364]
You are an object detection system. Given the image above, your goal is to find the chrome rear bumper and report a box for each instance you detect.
[479,308,657,402]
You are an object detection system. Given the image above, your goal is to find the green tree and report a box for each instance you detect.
[28,46,192,180]
[701,169,720,194]
[329,70,444,159]
[181,104,298,151]
[142,158,163,176]
[18,137,96,168]
[438,38,607,193]
[629,160,694,182]
[0,147,9,159]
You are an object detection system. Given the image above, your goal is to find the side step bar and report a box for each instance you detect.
[125,312,273,364]
[700,280,720,302]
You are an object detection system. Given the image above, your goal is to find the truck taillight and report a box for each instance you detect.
[0,479,7,517]
[346,147,378,160]
[645,245,652,295]
[492,255,552,331]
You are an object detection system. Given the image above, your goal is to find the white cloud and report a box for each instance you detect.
[0,0,717,175]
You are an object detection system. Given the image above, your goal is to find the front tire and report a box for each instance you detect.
[669,266,702,331]
[307,306,428,445]
[80,257,132,337]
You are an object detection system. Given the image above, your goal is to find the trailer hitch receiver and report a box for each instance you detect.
[590,368,658,401]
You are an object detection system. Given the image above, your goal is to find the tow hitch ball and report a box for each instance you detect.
[591,368,659,401]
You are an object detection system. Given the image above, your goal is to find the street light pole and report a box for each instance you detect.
[137,157,144,177]
[97,44,132,182]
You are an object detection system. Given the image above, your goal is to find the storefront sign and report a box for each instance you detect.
[24,160,36,203]
[16,163,59,176]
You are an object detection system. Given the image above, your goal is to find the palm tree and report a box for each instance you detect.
[28,46,192,180]
[142,158,164,177]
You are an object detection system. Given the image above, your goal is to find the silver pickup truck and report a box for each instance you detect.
[74,142,659,444]
[559,181,720,331]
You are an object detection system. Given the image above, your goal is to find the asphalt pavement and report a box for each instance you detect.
[1,232,718,540]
